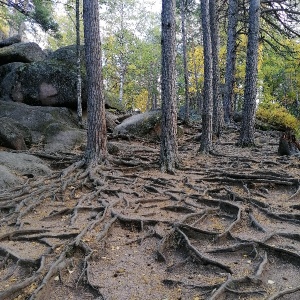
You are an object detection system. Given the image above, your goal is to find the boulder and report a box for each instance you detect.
[0,46,87,108]
[0,100,85,152]
[0,152,52,190]
[43,125,86,153]
[113,109,161,137]
[0,117,32,150]
[2,59,87,108]
[0,62,25,101]
[0,42,46,65]
[106,111,119,133]
[0,35,21,48]
[48,44,85,65]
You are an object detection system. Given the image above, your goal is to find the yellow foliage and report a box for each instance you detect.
[133,89,148,112]
[257,102,300,135]
[187,45,204,94]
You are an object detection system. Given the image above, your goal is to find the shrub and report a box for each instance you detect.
[256,102,300,136]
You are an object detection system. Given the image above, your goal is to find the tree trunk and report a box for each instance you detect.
[223,0,238,125]
[160,0,179,173]
[83,0,107,166]
[76,0,83,127]
[209,0,223,136]
[238,0,261,147]
[199,0,213,153]
[119,67,125,104]
[180,0,190,124]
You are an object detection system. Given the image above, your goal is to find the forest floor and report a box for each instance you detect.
[0,125,300,300]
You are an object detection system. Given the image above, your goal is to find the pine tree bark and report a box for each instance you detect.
[199,0,213,153]
[76,0,83,127]
[223,0,238,125]
[160,0,179,173]
[209,0,223,136]
[83,0,107,166]
[238,0,261,146]
[180,0,190,124]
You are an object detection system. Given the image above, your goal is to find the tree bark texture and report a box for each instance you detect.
[209,0,223,136]
[200,0,213,153]
[76,0,83,127]
[160,0,179,173]
[83,0,107,166]
[180,0,190,124]
[239,0,261,146]
[223,0,238,124]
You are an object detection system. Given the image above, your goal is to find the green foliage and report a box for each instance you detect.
[259,37,300,119]
[257,102,300,136]
[32,0,58,32]
[0,5,9,36]
[101,0,161,112]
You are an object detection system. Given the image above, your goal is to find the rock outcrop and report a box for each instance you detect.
[113,109,161,138]
[0,34,21,48]
[0,100,86,152]
[0,42,46,65]
[0,152,52,190]
[0,44,87,108]
[0,117,32,150]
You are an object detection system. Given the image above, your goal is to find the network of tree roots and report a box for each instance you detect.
[0,125,300,300]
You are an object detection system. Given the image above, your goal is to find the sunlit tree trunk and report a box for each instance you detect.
[209,0,223,136]
[160,0,179,173]
[223,0,238,125]
[238,0,261,146]
[199,0,213,153]
[83,0,107,166]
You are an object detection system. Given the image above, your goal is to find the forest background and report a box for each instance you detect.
[1,0,300,138]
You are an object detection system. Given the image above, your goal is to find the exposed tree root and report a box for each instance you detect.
[1,129,300,299]
[176,228,232,274]
[268,285,300,300]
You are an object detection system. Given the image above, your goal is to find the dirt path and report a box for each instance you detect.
[0,127,300,300]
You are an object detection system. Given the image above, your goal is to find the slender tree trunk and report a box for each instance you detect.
[76,0,83,127]
[238,0,261,146]
[180,0,190,124]
[223,0,238,125]
[83,0,107,166]
[209,0,223,136]
[160,0,179,173]
[119,67,125,104]
[199,0,213,153]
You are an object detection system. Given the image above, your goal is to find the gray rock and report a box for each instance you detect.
[0,35,21,48]
[0,152,52,190]
[0,59,86,108]
[0,117,31,150]
[114,109,161,137]
[0,62,25,101]
[0,165,23,190]
[0,42,46,65]
[1,58,86,108]
[44,127,86,153]
[48,44,85,65]
[0,101,85,152]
